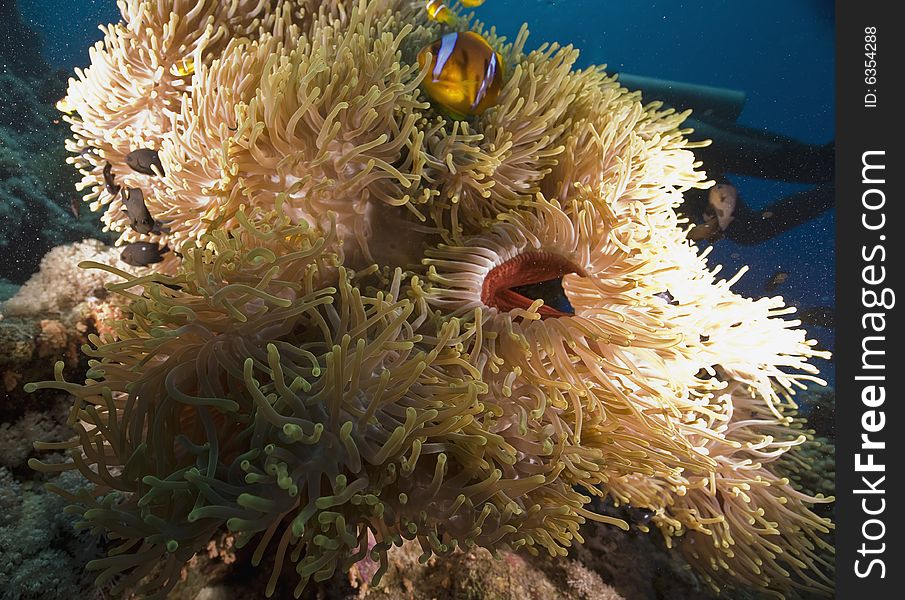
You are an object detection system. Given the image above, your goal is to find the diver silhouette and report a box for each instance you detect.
[617,74,834,245]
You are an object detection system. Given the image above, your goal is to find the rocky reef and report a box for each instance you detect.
[0,243,130,600]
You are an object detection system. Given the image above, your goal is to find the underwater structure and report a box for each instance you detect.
[27,0,833,598]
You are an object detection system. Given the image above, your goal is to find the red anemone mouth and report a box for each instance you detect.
[481,252,582,319]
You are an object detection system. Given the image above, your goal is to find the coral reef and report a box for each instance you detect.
[351,539,628,600]
[0,313,91,399]
[1,239,135,402]
[128,519,705,600]
[0,394,71,470]
[0,468,106,600]
[0,0,108,283]
[28,0,836,598]
[2,239,137,317]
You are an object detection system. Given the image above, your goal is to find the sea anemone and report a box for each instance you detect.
[35,0,834,597]
[61,0,286,270]
[609,379,834,597]
[422,196,717,483]
[27,206,625,597]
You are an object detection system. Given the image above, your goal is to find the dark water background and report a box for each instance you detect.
[14,0,836,384]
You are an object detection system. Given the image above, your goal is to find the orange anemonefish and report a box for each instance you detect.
[425,0,456,25]
[417,31,503,118]
[170,57,195,77]
[460,0,487,6]
[56,98,75,115]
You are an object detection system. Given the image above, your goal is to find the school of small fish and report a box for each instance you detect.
[97,149,168,266]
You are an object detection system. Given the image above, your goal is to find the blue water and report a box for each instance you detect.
[18,0,835,384]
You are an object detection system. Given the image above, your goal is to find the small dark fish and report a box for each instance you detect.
[69,198,80,218]
[764,270,789,293]
[654,290,679,305]
[624,505,654,525]
[121,187,156,234]
[126,148,165,176]
[120,242,168,267]
[103,162,121,196]
[798,307,834,329]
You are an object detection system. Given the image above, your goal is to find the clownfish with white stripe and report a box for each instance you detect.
[425,0,457,25]
[417,31,503,119]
